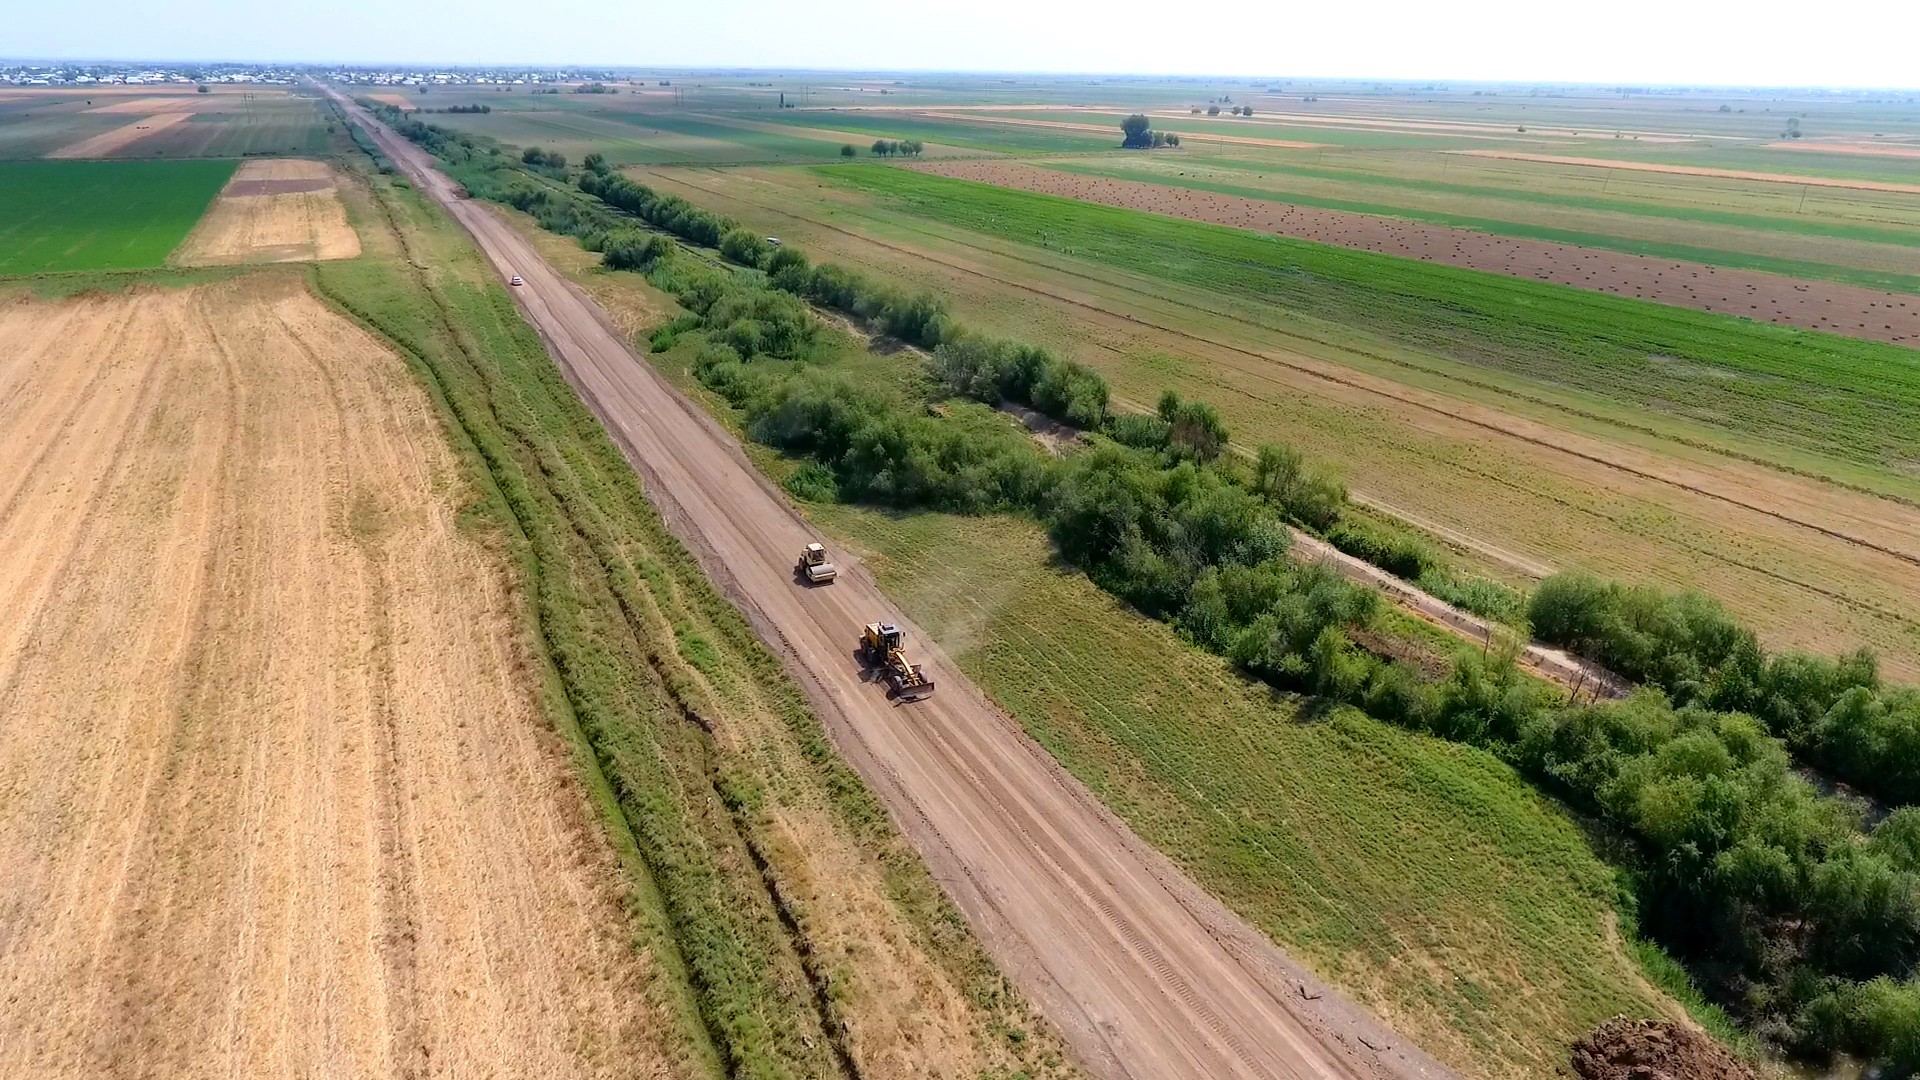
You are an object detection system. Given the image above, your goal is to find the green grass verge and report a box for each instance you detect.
[819,165,1920,475]
[0,158,235,273]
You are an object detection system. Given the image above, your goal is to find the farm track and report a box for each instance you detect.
[0,279,661,1080]
[647,170,1920,583]
[339,88,1458,1080]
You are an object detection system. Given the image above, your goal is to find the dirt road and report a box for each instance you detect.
[336,88,1456,1080]
[0,279,664,1079]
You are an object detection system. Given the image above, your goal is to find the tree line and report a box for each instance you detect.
[367,108,1920,1070]
[1530,574,1920,808]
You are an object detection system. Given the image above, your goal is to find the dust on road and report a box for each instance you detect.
[0,279,667,1080]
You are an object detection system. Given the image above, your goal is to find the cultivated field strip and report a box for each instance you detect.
[914,159,1920,344]
[0,280,664,1079]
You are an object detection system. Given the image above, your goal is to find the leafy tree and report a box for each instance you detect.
[581,151,607,173]
[840,143,856,158]
[1207,105,1221,116]
[719,227,774,269]
[1120,113,1153,148]
[1157,391,1228,462]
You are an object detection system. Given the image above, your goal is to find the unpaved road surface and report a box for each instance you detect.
[339,88,1457,1080]
[917,160,1920,346]
[0,279,663,1080]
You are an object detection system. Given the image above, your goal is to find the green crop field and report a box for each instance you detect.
[0,159,235,273]
[1049,160,1920,291]
[1122,152,1920,246]
[821,165,1920,475]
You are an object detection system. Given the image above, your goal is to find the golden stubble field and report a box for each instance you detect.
[0,277,668,1080]
[175,158,362,265]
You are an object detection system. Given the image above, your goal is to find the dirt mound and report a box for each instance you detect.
[1571,1017,1754,1080]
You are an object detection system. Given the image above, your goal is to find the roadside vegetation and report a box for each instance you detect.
[371,104,1920,1071]
[322,111,1074,1080]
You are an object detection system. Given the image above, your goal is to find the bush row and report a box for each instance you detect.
[1531,574,1920,807]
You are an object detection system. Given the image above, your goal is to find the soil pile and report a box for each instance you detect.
[1570,1017,1755,1080]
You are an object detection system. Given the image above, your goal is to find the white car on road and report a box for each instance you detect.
[509,274,524,287]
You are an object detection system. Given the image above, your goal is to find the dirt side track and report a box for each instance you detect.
[914,161,1920,347]
[0,279,662,1080]
[337,89,1457,1080]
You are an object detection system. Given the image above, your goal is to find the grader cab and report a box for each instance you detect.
[858,622,935,702]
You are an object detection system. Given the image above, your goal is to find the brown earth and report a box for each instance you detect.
[1450,150,1920,194]
[367,93,418,110]
[0,278,668,1080]
[174,159,361,265]
[1570,1018,1756,1080]
[915,159,1920,346]
[342,88,1458,1080]
[44,111,189,158]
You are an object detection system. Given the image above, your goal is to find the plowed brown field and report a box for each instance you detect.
[0,279,666,1080]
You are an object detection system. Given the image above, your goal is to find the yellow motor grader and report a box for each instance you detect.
[858,622,935,702]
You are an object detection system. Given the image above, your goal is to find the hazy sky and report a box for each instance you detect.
[11,0,1918,88]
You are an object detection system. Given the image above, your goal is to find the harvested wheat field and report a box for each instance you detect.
[917,159,1920,344]
[175,158,360,264]
[45,111,190,158]
[0,278,667,1080]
